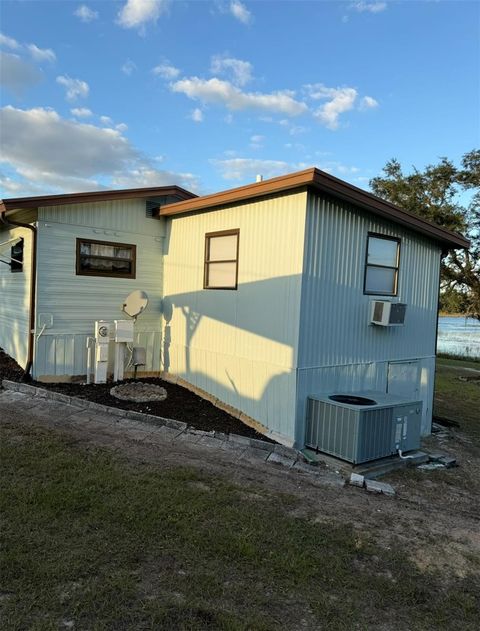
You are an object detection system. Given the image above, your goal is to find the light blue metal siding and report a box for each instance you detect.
[34,201,165,379]
[0,222,35,368]
[294,192,441,444]
[298,193,441,366]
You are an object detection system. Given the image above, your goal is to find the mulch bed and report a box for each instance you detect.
[0,348,273,441]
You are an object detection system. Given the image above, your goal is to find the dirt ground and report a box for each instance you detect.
[2,383,479,588]
[1,348,479,587]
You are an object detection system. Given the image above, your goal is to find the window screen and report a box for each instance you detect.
[364,234,400,295]
[76,239,136,278]
[204,230,239,289]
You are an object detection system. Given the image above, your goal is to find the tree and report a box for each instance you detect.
[370,150,480,320]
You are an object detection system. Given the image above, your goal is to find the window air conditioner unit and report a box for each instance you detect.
[370,301,407,326]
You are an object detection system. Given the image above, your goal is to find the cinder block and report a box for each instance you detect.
[365,479,395,496]
[50,392,71,405]
[349,473,365,488]
[2,380,19,391]
[126,410,147,421]
[267,451,296,468]
[274,444,298,459]
[438,455,457,468]
[250,438,274,452]
[229,433,251,446]
[164,418,187,431]
[240,446,269,462]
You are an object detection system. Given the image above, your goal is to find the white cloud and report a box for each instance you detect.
[116,122,128,132]
[121,59,137,75]
[210,55,252,86]
[0,33,20,50]
[360,95,379,109]
[306,84,358,130]
[70,107,93,118]
[0,106,199,195]
[56,75,89,101]
[152,61,180,79]
[249,134,264,149]
[230,1,252,24]
[27,43,56,63]
[74,5,99,22]
[100,115,114,126]
[212,158,298,181]
[111,167,199,192]
[190,108,203,123]
[350,2,387,13]
[117,0,169,30]
[171,77,308,116]
[0,51,42,96]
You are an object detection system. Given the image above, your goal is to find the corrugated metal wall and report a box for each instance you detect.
[294,192,441,443]
[33,200,165,379]
[163,190,308,443]
[0,213,36,368]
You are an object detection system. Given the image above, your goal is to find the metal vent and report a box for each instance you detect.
[145,201,158,218]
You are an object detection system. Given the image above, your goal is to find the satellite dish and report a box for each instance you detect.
[122,290,148,318]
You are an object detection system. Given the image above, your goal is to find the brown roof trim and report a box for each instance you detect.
[0,185,196,213]
[159,167,469,250]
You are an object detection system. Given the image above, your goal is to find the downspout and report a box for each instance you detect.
[0,210,37,380]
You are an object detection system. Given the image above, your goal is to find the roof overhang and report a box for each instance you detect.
[0,185,197,214]
[159,167,470,250]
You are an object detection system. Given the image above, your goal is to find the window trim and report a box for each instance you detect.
[203,229,240,290]
[363,232,401,296]
[10,237,24,273]
[76,238,136,279]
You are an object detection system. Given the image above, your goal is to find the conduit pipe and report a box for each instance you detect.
[0,210,38,380]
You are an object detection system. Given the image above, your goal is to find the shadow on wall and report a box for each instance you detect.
[160,274,434,444]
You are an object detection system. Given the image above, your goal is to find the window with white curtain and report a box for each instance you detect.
[364,234,400,295]
[204,229,239,289]
[76,238,136,278]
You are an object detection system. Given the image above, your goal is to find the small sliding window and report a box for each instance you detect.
[204,229,239,290]
[364,233,400,296]
[76,238,136,279]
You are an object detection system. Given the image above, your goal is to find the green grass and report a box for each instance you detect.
[437,355,480,369]
[434,362,480,442]
[1,425,479,630]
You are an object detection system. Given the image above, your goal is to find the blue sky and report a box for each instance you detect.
[0,0,478,198]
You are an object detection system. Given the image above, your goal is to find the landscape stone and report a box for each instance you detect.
[274,444,298,459]
[365,479,395,496]
[250,437,274,452]
[438,455,457,468]
[349,473,365,488]
[267,451,296,468]
[229,433,251,446]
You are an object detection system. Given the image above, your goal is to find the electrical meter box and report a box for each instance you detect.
[95,320,111,343]
[114,320,134,343]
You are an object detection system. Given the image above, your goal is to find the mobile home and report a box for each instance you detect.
[0,168,469,448]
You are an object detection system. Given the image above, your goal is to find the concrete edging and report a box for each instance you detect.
[1,379,306,468]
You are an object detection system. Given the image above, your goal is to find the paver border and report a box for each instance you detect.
[2,379,307,468]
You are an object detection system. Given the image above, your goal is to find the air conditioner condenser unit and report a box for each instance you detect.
[305,391,422,464]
